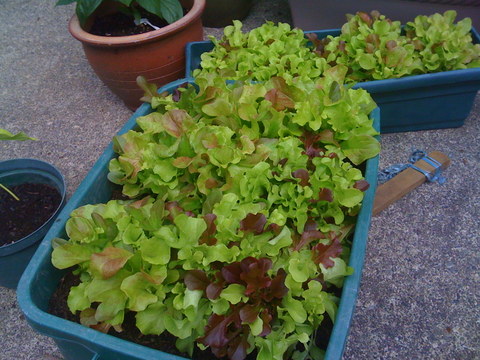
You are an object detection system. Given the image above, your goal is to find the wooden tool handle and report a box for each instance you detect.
[373,151,451,216]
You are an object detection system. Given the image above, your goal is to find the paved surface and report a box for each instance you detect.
[0,0,479,359]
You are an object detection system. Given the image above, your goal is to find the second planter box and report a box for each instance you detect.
[185,28,480,133]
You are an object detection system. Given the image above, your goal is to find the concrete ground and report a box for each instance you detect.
[0,0,479,359]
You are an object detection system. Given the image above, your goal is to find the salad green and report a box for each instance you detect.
[196,11,480,84]
[193,21,329,86]
[317,11,424,82]
[314,10,480,82]
[404,10,480,72]
[51,70,379,360]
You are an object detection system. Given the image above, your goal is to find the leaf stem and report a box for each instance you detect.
[0,183,20,201]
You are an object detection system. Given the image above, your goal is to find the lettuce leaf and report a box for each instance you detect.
[405,10,480,71]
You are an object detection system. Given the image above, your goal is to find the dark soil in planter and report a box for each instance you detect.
[89,8,186,36]
[0,183,62,246]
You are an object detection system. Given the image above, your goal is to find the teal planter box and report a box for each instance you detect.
[17,79,379,360]
[185,28,480,133]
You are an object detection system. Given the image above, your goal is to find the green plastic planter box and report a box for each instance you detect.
[185,28,480,133]
[17,78,379,360]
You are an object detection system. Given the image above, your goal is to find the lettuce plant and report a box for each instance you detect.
[404,10,480,72]
[193,21,330,87]
[315,11,424,82]
[315,10,480,82]
[197,13,479,87]
[51,69,379,360]
[195,14,426,84]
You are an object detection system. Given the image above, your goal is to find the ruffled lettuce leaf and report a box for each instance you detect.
[405,10,480,71]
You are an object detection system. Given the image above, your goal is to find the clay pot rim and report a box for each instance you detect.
[68,0,205,47]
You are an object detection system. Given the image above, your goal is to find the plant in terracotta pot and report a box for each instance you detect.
[202,0,253,28]
[57,0,206,110]
[0,129,66,289]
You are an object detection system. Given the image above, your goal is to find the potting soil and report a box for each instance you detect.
[0,183,62,246]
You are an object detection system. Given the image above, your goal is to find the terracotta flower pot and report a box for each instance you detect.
[68,0,205,110]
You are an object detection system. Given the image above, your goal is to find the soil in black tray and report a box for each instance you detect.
[0,183,62,246]
[89,8,186,36]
